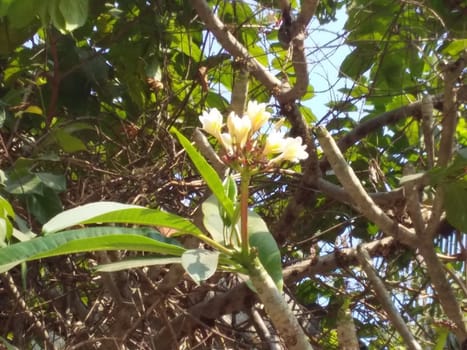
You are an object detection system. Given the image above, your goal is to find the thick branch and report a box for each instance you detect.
[426,53,467,239]
[357,246,422,350]
[284,236,397,284]
[190,0,281,91]
[316,178,404,210]
[315,126,416,247]
[318,93,458,173]
[418,240,467,342]
[274,104,319,244]
[277,0,319,102]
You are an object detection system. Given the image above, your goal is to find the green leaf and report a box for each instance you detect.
[4,173,42,195]
[443,182,467,232]
[51,129,88,153]
[48,0,66,32]
[0,195,14,218]
[58,0,88,31]
[36,173,66,192]
[0,226,185,273]
[6,0,38,28]
[181,248,219,284]
[43,201,203,236]
[0,336,19,350]
[171,128,235,219]
[202,195,227,244]
[248,211,283,291]
[96,256,182,272]
[43,202,137,233]
[25,188,63,224]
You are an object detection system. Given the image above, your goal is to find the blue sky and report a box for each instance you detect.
[306,8,353,119]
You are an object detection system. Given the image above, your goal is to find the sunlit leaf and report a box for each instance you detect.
[0,227,185,273]
[248,211,283,291]
[172,128,235,220]
[96,256,182,272]
[59,0,88,31]
[181,248,219,284]
[43,201,203,237]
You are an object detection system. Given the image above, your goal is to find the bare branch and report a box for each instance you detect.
[318,91,467,173]
[356,246,422,350]
[284,236,397,284]
[402,164,426,236]
[273,104,319,244]
[316,178,404,210]
[315,126,417,246]
[189,0,282,91]
[277,0,319,102]
[192,128,226,175]
[418,240,467,342]
[425,52,467,240]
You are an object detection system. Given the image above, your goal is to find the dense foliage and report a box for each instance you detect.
[0,0,467,349]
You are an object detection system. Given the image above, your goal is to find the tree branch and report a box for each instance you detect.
[317,92,467,173]
[356,246,422,350]
[418,240,467,342]
[426,52,467,240]
[189,0,282,91]
[277,0,319,102]
[315,126,417,247]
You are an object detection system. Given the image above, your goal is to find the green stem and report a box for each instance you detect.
[195,233,234,256]
[240,170,251,254]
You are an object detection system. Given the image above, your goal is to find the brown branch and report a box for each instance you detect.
[437,52,466,167]
[319,87,467,174]
[189,0,282,91]
[418,240,467,342]
[316,178,405,210]
[426,53,467,240]
[315,126,417,246]
[284,236,397,284]
[155,236,402,348]
[154,283,256,348]
[46,30,61,128]
[402,164,426,236]
[190,0,319,105]
[273,104,319,244]
[356,246,422,350]
[277,0,319,102]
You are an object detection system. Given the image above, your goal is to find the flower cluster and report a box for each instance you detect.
[199,101,308,168]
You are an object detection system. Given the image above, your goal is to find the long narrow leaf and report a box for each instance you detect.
[0,226,185,273]
[96,256,182,272]
[172,128,234,219]
[43,202,203,236]
[43,202,138,233]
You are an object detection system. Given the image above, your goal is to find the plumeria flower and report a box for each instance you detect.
[246,101,271,133]
[262,130,285,156]
[269,136,308,165]
[227,112,251,149]
[199,108,223,139]
[219,132,233,155]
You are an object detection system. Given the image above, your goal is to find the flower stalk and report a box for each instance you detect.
[240,170,251,254]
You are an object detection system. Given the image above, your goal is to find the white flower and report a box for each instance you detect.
[263,131,285,156]
[281,137,308,162]
[246,101,271,133]
[269,136,308,165]
[199,108,223,138]
[220,132,233,155]
[227,112,251,149]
